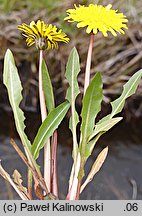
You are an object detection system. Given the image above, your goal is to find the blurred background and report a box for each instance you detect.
[0,0,142,199]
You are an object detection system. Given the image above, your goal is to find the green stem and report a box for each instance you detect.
[39,50,51,191]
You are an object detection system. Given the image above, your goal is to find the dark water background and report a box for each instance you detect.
[0,108,142,200]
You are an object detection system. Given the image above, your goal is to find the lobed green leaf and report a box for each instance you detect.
[3,49,31,150]
[85,69,142,160]
[99,69,142,123]
[65,47,80,132]
[65,47,80,160]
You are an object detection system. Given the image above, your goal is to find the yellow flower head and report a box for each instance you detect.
[18,20,69,50]
[65,4,128,37]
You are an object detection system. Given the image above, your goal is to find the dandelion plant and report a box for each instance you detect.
[0,3,142,200]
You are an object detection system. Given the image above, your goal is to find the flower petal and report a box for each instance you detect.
[18,20,69,50]
[65,4,128,37]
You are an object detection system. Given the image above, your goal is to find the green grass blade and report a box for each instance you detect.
[65,47,80,160]
[80,72,103,145]
[3,49,31,150]
[32,101,70,160]
[42,60,55,113]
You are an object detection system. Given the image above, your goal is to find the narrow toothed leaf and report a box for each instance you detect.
[99,69,142,123]
[65,47,80,160]
[3,49,31,150]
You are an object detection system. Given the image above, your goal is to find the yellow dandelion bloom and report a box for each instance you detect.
[18,20,69,50]
[65,4,128,37]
